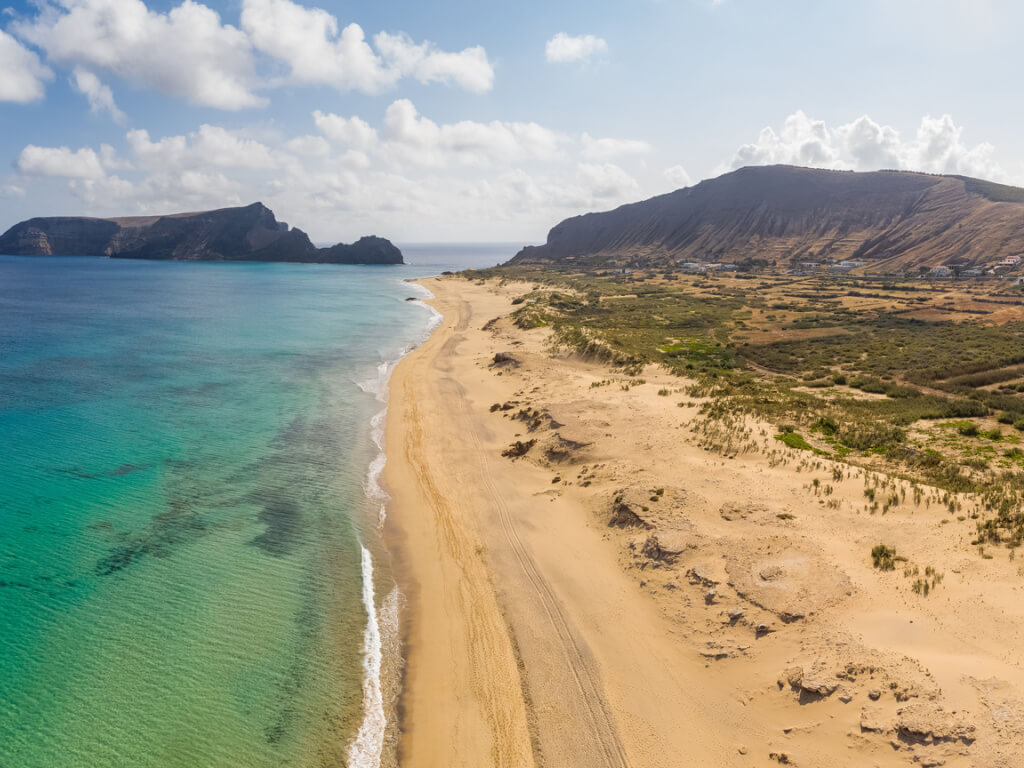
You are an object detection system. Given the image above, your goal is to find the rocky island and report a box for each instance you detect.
[0,202,404,265]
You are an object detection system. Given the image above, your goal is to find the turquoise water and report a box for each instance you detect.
[0,247,509,768]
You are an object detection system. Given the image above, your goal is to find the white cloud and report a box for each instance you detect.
[576,162,638,199]
[285,135,331,156]
[905,114,1001,179]
[17,145,106,179]
[381,99,565,168]
[70,67,124,121]
[313,110,379,150]
[581,133,651,160]
[545,32,607,63]
[15,0,263,109]
[1,182,27,198]
[0,28,52,102]
[728,111,1005,182]
[729,110,841,170]
[664,164,692,189]
[12,0,494,111]
[834,115,901,169]
[240,0,493,93]
[374,31,493,93]
[314,99,565,170]
[8,102,655,242]
[126,125,278,170]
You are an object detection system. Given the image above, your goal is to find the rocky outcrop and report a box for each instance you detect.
[0,203,404,265]
[508,165,1024,272]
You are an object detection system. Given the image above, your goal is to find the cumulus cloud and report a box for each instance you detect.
[126,125,278,170]
[71,68,124,121]
[314,99,565,169]
[581,133,651,160]
[15,0,263,109]
[545,32,607,63]
[576,162,638,198]
[284,135,331,156]
[313,111,379,149]
[0,28,52,102]
[240,0,493,93]
[729,110,841,170]
[17,145,106,179]
[11,0,494,111]
[374,31,493,93]
[728,110,1005,181]
[7,102,654,241]
[664,164,692,189]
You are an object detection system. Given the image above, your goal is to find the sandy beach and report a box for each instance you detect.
[383,276,1024,768]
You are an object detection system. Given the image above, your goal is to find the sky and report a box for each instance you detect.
[1,0,1023,244]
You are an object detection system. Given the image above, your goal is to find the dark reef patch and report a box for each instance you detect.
[95,497,208,576]
[249,491,303,556]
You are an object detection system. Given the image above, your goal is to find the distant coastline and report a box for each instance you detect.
[0,202,404,265]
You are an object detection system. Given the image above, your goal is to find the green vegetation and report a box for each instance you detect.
[464,265,1024,553]
[871,544,898,571]
[775,431,814,452]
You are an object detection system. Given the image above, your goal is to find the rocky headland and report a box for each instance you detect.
[0,202,404,265]
[510,165,1024,273]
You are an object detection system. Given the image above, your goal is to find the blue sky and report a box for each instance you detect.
[1,0,1022,242]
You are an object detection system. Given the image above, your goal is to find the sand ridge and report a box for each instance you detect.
[384,276,1024,767]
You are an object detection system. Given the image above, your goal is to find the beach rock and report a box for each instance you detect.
[544,433,591,463]
[608,501,652,529]
[783,664,839,701]
[501,439,536,459]
[641,536,682,564]
[492,352,519,367]
[860,705,889,733]
[896,702,976,745]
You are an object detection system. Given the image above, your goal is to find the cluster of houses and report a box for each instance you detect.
[662,254,1024,279]
[677,262,737,273]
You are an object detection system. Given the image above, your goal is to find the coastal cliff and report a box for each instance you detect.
[0,203,404,265]
[509,165,1024,272]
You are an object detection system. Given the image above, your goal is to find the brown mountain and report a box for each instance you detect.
[0,202,403,265]
[509,165,1024,272]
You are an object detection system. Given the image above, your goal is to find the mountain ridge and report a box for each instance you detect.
[0,202,404,265]
[508,165,1024,272]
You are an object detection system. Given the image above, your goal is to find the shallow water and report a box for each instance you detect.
[0,245,511,767]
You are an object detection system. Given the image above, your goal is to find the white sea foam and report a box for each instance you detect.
[346,546,387,768]
[347,280,443,767]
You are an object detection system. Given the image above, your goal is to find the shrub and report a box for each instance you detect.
[776,432,814,451]
[871,544,897,571]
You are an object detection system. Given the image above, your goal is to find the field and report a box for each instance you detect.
[467,265,1024,549]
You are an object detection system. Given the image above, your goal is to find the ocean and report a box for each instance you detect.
[0,244,515,768]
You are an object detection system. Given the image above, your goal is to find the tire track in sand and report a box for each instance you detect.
[435,301,631,768]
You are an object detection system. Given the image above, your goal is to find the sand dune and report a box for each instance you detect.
[384,276,1024,767]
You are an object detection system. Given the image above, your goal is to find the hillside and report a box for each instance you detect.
[0,203,404,265]
[509,165,1024,272]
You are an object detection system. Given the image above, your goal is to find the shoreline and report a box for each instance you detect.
[349,278,443,768]
[382,275,1024,767]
